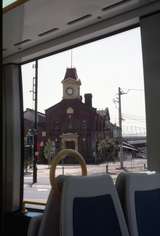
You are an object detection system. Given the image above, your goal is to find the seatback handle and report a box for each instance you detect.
[50,149,87,194]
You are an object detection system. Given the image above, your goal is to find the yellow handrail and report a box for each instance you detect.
[50,149,87,193]
[22,149,87,213]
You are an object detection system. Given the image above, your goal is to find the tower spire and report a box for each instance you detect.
[71,50,73,68]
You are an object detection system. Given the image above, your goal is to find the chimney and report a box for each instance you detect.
[85,93,92,107]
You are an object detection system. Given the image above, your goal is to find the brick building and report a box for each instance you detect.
[45,67,113,163]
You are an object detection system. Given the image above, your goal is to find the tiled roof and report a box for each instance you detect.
[64,68,78,80]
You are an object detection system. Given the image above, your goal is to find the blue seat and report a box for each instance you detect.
[60,175,129,236]
[116,172,160,236]
[28,175,129,236]
[28,149,129,236]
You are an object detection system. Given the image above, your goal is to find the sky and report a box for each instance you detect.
[3,0,17,8]
[22,27,146,135]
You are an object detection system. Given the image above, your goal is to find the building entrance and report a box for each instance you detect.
[65,141,75,149]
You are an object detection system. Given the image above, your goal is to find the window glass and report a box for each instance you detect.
[3,0,17,8]
[22,27,147,207]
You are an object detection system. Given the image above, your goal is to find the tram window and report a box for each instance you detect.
[21,27,147,207]
[3,0,18,8]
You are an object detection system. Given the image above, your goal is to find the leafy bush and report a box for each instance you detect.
[97,138,119,162]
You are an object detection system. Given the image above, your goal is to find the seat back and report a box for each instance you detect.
[60,175,129,236]
[37,175,65,236]
[116,172,160,236]
[28,149,87,236]
[28,149,129,236]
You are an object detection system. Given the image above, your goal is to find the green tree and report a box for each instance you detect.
[97,137,119,162]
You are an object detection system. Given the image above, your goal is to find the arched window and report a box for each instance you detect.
[66,107,74,114]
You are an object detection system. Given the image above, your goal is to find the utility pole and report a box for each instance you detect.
[118,87,124,169]
[33,60,38,183]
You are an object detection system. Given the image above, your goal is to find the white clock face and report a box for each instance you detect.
[66,87,73,95]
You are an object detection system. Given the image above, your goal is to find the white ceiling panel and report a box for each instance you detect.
[3,0,160,63]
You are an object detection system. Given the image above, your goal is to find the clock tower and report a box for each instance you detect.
[62,68,81,100]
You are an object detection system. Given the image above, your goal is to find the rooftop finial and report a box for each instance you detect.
[71,50,73,68]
